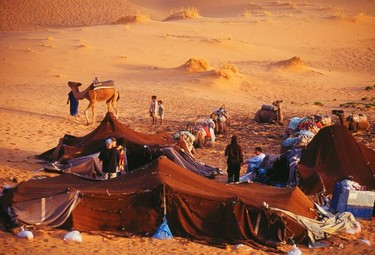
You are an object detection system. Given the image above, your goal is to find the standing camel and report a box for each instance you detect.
[254,100,283,124]
[68,80,120,125]
[332,110,370,132]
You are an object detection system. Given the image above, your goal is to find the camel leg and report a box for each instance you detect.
[84,104,92,125]
[106,101,111,113]
[106,93,119,118]
[84,102,95,125]
[219,122,224,134]
[91,105,96,125]
[112,97,119,118]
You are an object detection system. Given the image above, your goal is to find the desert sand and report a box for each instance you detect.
[0,0,374,254]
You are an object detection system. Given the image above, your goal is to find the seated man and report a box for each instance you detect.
[243,147,266,180]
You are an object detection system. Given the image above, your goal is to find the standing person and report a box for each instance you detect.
[118,144,128,174]
[99,138,119,180]
[243,147,266,180]
[149,95,157,125]
[66,89,79,118]
[157,100,164,125]
[111,137,128,175]
[225,135,243,183]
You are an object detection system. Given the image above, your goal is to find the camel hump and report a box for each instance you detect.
[350,113,367,123]
[261,104,278,111]
[91,80,115,90]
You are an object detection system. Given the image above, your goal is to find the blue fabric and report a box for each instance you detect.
[245,153,265,174]
[68,91,79,116]
[152,217,173,240]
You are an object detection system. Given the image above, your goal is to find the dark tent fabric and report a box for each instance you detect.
[45,147,220,179]
[5,157,316,251]
[47,152,103,178]
[160,146,221,177]
[37,112,176,170]
[297,125,375,195]
[13,191,81,227]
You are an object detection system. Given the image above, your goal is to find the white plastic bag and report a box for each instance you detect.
[17,227,34,240]
[63,230,82,243]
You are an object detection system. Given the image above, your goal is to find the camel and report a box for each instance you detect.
[187,119,215,148]
[254,100,283,124]
[68,80,120,125]
[174,131,196,158]
[210,105,229,135]
[332,110,370,132]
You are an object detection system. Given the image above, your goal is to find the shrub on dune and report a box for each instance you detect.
[164,7,200,21]
[113,12,150,24]
[213,64,238,79]
[273,56,308,72]
[181,58,210,73]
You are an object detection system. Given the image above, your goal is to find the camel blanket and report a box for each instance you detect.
[350,113,367,123]
[91,80,115,90]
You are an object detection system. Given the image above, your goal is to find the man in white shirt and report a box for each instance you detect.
[243,147,266,178]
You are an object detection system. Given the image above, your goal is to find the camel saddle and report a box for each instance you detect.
[90,80,115,90]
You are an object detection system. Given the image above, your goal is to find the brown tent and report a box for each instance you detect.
[5,157,316,251]
[37,112,176,170]
[297,125,375,195]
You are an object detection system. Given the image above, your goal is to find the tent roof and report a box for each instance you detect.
[37,112,176,166]
[298,125,375,195]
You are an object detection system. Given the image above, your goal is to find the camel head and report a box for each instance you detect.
[272,100,283,108]
[332,109,344,116]
[272,100,283,123]
[68,81,82,89]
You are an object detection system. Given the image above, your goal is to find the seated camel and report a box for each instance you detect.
[332,110,370,132]
[254,100,283,124]
[210,105,229,135]
[187,119,215,148]
[173,131,196,157]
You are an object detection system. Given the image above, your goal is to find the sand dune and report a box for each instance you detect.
[0,0,374,254]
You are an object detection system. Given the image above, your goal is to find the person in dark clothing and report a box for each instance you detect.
[67,90,79,117]
[225,135,243,183]
[99,138,119,180]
